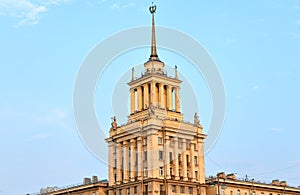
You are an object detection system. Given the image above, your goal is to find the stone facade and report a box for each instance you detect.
[206,172,300,195]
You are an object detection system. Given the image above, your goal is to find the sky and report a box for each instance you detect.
[0,0,300,194]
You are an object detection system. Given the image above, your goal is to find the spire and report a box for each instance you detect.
[149,3,159,61]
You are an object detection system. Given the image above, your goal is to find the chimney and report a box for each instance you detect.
[227,173,236,180]
[272,179,280,186]
[217,172,226,179]
[83,177,91,184]
[92,176,98,183]
[280,181,287,187]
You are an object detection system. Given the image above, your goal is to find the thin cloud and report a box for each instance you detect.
[277,71,293,77]
[271,127,282,132]
[26,132,50,142]
[297,19,300,27]
[0,108,69,125]
[110,2,135,11]
[0,0,71,27]
[225,37,237,44]
[289,32,300,39]
[252,85,264,91]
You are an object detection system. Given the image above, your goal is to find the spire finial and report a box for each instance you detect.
[149,3,159,61]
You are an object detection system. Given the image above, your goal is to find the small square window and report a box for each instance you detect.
[158,137,162,144]
[180,186,185,193]
[172,185,176,193]
[159,150,163,160]
[160,185,164,192]
[159,166,163,176]
[169,152,173,161]
[194,156,198,165]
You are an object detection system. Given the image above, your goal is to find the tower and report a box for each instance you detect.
[106,4,206,195]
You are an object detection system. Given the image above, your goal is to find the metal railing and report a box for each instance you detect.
[28,179,108,195]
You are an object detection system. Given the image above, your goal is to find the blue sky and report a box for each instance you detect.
[0,0,300,194]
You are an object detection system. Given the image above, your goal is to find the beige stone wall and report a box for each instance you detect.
[206,179,300,195]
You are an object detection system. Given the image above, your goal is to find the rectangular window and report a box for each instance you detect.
[221,189,225,195]
[178,139,182,148]
[170,168,173,176]
[159,150,163,160]
[144,151,147,161]
[127,188,130,195]
[144,167,148,177]
[169,152,173,161]
[186,155,190,166]
[194,143,197,150]
[172,185,176,193]
[195,171,198,180]
[143,137,147,145]
[194,156,198,165]
[188,187,193,194]
[180,186,185,193]
[186,140,190,149]
[134,186,137,193]
[160,185,164,192]
[158,137,162,144]
[179,169,182,177]
[170,137,174,147]
[159,166,163,176]
[114,159,117,167]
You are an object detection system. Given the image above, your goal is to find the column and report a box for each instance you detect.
[150,82,156,106]
[130,139,136,181]
[147,135,152,178]
[117,142,122,184]
[175,87,180,112]
[167,86,172,110]
[143,84,149,109]
[137,137,143,180]
[174,137,179,180]
[130,88,135,114]
[165,136,170,179]
[198,139,205,184]
[190,142,195,182]
[123,141,129,182]
[182,140,188,181]
[108,141,114,186]
[159,83,165,108]
[137,86,143,111]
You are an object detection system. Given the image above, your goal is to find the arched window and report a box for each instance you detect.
[237,190,241,195]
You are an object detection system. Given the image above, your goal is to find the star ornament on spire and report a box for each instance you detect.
[149,3,156,14]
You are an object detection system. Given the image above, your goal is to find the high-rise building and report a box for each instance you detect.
[28,4,300,195]
[105,4,206,195]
